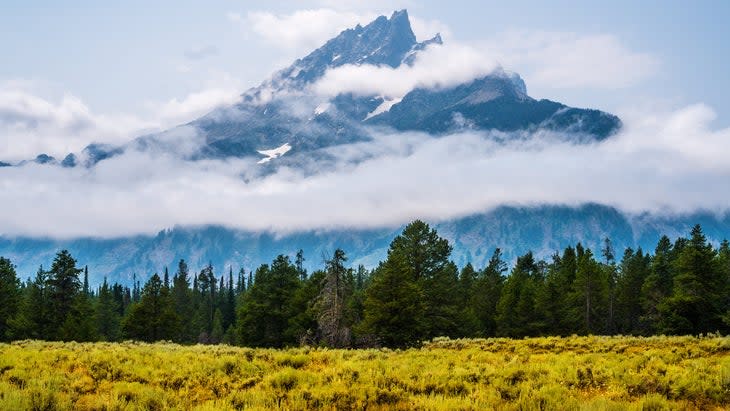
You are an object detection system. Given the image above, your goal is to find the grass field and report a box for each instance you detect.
[1,336,729,410]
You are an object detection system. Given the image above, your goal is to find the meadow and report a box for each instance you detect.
[0,335,729,410]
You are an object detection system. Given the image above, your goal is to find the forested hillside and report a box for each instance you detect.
[1,221,728,347]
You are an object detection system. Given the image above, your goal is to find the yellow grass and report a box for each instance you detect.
[1,335,729,410]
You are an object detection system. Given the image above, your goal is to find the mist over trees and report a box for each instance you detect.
[0,222,728,347]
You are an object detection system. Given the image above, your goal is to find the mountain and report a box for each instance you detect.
[24,9,619,167]
[2,204,728,286]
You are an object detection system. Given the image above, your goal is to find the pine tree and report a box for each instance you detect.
[496,252,541,337]
[288,270,326,346]
[615,248,651,334]
[296,249,307,281]
[458,263,480,337]
[572,248,608,334]
[172,259,193,342]
[47,250,83,340]
[361,220,456,346]
[237,256,301,347]
[640,236,674,333]
[9,266,51,339]
[0,257,21,340]
[660,225,723,334]
[122,273,179,341]
[223,267,236,331]
[602,238,618,334]
[210,308,224,344]
[361,258,424,347]
[316,249,354,347]
[96,277,121,341]
[472,248,506,337]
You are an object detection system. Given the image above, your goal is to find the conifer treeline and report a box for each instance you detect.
[0,221,728,347]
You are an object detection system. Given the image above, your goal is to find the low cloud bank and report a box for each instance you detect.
[0,103,728,239]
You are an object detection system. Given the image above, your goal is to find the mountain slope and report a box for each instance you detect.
[2,204,728,286]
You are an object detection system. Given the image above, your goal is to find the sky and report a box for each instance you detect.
[1,1,729,238]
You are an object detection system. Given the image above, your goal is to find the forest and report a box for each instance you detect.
[0,221,729,348]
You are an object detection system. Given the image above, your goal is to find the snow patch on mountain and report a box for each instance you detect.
[257,143,292,164]
[365,97,403,120]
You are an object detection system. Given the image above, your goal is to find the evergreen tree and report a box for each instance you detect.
[172,259,194,342]
[295,249,307,281]
[640,236,674,333]
[96,277,121,341]
[602,238,618,334]
[83,266,89,295]
[288,270,325,345]
[572,248,608,334]
[458,263,480,337]
[47,250,83,340]
[0,257,21,340]
[660,225,723,334]
[361,259,424,347]
[496,252,541,337]
[718,240,730,327]
[9,266,50,339]
[59,287,97,342]
[210,308,224,344]
[615,248,651,334]
[316,249,354,347]
[237,256,300,347]
[472,248,506,337]
[122,273,179,341]
[361,220,456,346]
[195,264,217,339]
[223,267,236,331]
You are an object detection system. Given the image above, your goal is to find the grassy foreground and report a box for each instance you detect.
[0,336,729,410]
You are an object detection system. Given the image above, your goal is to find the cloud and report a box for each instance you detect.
[245,9,377,52]
[312,42,498,98]
[0,81,240,162]
[0,86,152,162]
[480,31,659,90]
[311,28,655,99]
[0,103,728,239]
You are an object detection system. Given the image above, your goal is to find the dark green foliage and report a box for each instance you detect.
[96,278,121,341]
[615,248,651,334]
[1,222,729,347]
[0,257,20,340]
[472,249,506,337]
[237,255,301,347]
[660,225,724,334]
[361,220,460,347]
[361,258,425,347]
[496,252,542,336]
[122,273,178,341]
[47,250,83,339]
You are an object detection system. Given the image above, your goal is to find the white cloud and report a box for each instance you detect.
[0,81,240,162]
[0,86,152,162]
[144,88,240,127]
[0,103,728,239]
[410,16,451,41]
[480,31,659,90]
[312,42,498,97]
[245,9,377,52]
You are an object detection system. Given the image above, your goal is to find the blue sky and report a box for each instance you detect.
[2,0,729,125]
